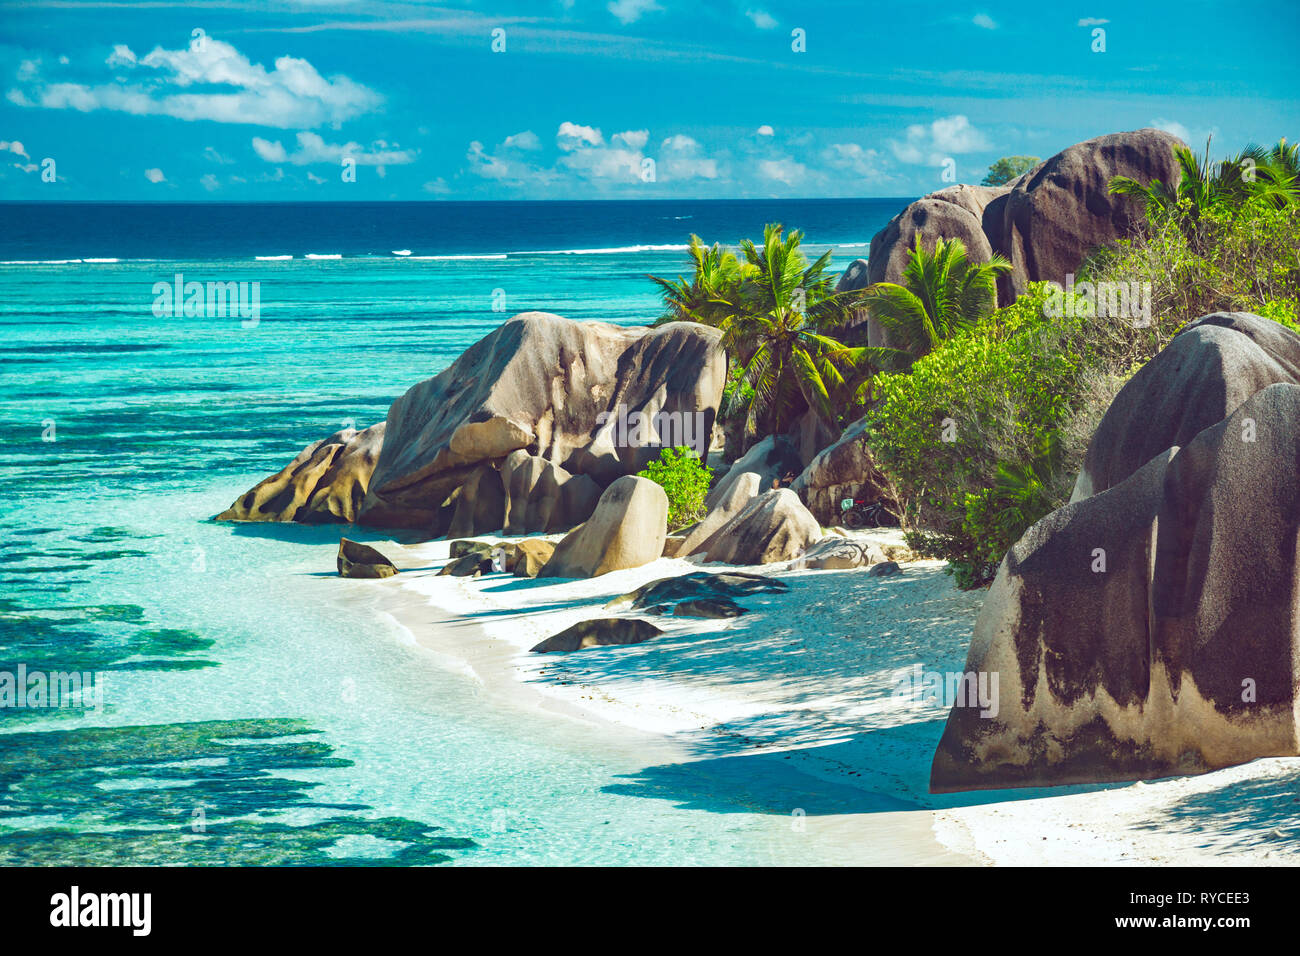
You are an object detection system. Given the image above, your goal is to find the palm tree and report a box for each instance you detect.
[1109,141,1214,220]
[1233,138,1299,208]
[1109,136,1300,222]
[649,235,752,326]
[653,224,896,435]
[861,235,1011,361]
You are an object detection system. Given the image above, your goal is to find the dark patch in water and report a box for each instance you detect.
[72,526,164,543]
[0,719,474,865]
[0,601,219,727]
[0,343,168,354]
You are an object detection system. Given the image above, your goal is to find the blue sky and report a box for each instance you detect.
[0,0,1296,200]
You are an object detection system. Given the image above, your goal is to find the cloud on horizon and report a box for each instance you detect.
[7,37,380,128]
[251,131,416,166]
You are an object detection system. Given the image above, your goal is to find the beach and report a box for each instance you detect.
[379,534,1300,866]
[6,199,1298,868]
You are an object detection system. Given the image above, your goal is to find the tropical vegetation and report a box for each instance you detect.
[981,155,1040,186]
[636,446,713,530]
[650,136,1300,587]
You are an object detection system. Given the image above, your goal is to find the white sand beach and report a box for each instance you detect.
[375,535,1300,866]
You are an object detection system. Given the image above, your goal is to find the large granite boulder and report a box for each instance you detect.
[539,475,668,578]
[606,570,788,610]
[848,129,1186,322]
[791,536,885,571]
[932,383,1300,792]
[673,598,746,618]
[705,435,802,511]
[361,313,725,530]
[1072,312,1300,500]
[438,551,493,577]
[337,537,397,578]
[699,489,821,566]
[531,618,663,653]
[789,417,894,525]
[866,191,1001,286]
[785,408,841,467]
[679,471,761,556]
[854,185,1008,348]
[509,538,556,578]
[502,450,602,534]
[218,424,383,524]
[445,464,506,538]
[999,128,1184,298]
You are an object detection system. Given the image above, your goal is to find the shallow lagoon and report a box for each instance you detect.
[0,241,947,865]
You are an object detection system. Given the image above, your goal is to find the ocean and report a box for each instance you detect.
[0,198,909,865]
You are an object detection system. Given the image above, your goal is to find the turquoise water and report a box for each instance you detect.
[0,243,922,865]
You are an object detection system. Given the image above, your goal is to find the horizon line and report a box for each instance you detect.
[0,196,918,205]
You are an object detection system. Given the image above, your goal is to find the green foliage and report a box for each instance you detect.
[650,224,894,437]
[1109,137,1299,228]
[867,137,1300,590]
[1079,193,1300,366]
[863,235,1012,361]
[650,234,754,327]
[956,431,1065,588]
[1256,298,1300,334]
[637,446,713,530]
[867,284,1088,586]
[981,155,1039,186]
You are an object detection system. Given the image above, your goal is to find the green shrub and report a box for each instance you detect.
[862,172,1300,589]
[1255,298,1300,334]
[637,446,712,530]
[1078,195,1300,362]
[866,284,1088,586]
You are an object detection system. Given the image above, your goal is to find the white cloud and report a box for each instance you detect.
[0,140,29,160]
[469,123,724,189]
[889,114,989,165]
[822,143,888,182]
[144,167,165,183]
[10,37,380,128]
[557,121,603,150]
[659,134,718,180]
[251,131,416,166]
[467,139,556,186]
[972,13,997,29]
[559,140,641,181]
[307,171,326,184]
[1151,118,1190,142]
[502,130,541,151]
[614,129,649,150]
[251,137,287,162]
[757,158,806,186]
[746,9,778,29]
[756,124,774,137]
[203,145,235,164]
[423,177,451,194]
[608,0,662,24]
[106,45,136,68]
[200,173,220,191]
[557,127,663,183]
[1077,17,1109,26]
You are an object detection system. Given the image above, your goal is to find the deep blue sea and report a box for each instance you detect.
[0,198,910,865]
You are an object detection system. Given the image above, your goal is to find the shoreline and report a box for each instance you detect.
[381,534,983,866]
[374,534,1300,867]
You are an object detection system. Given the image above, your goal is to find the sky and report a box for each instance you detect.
[0,0,1296,201]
